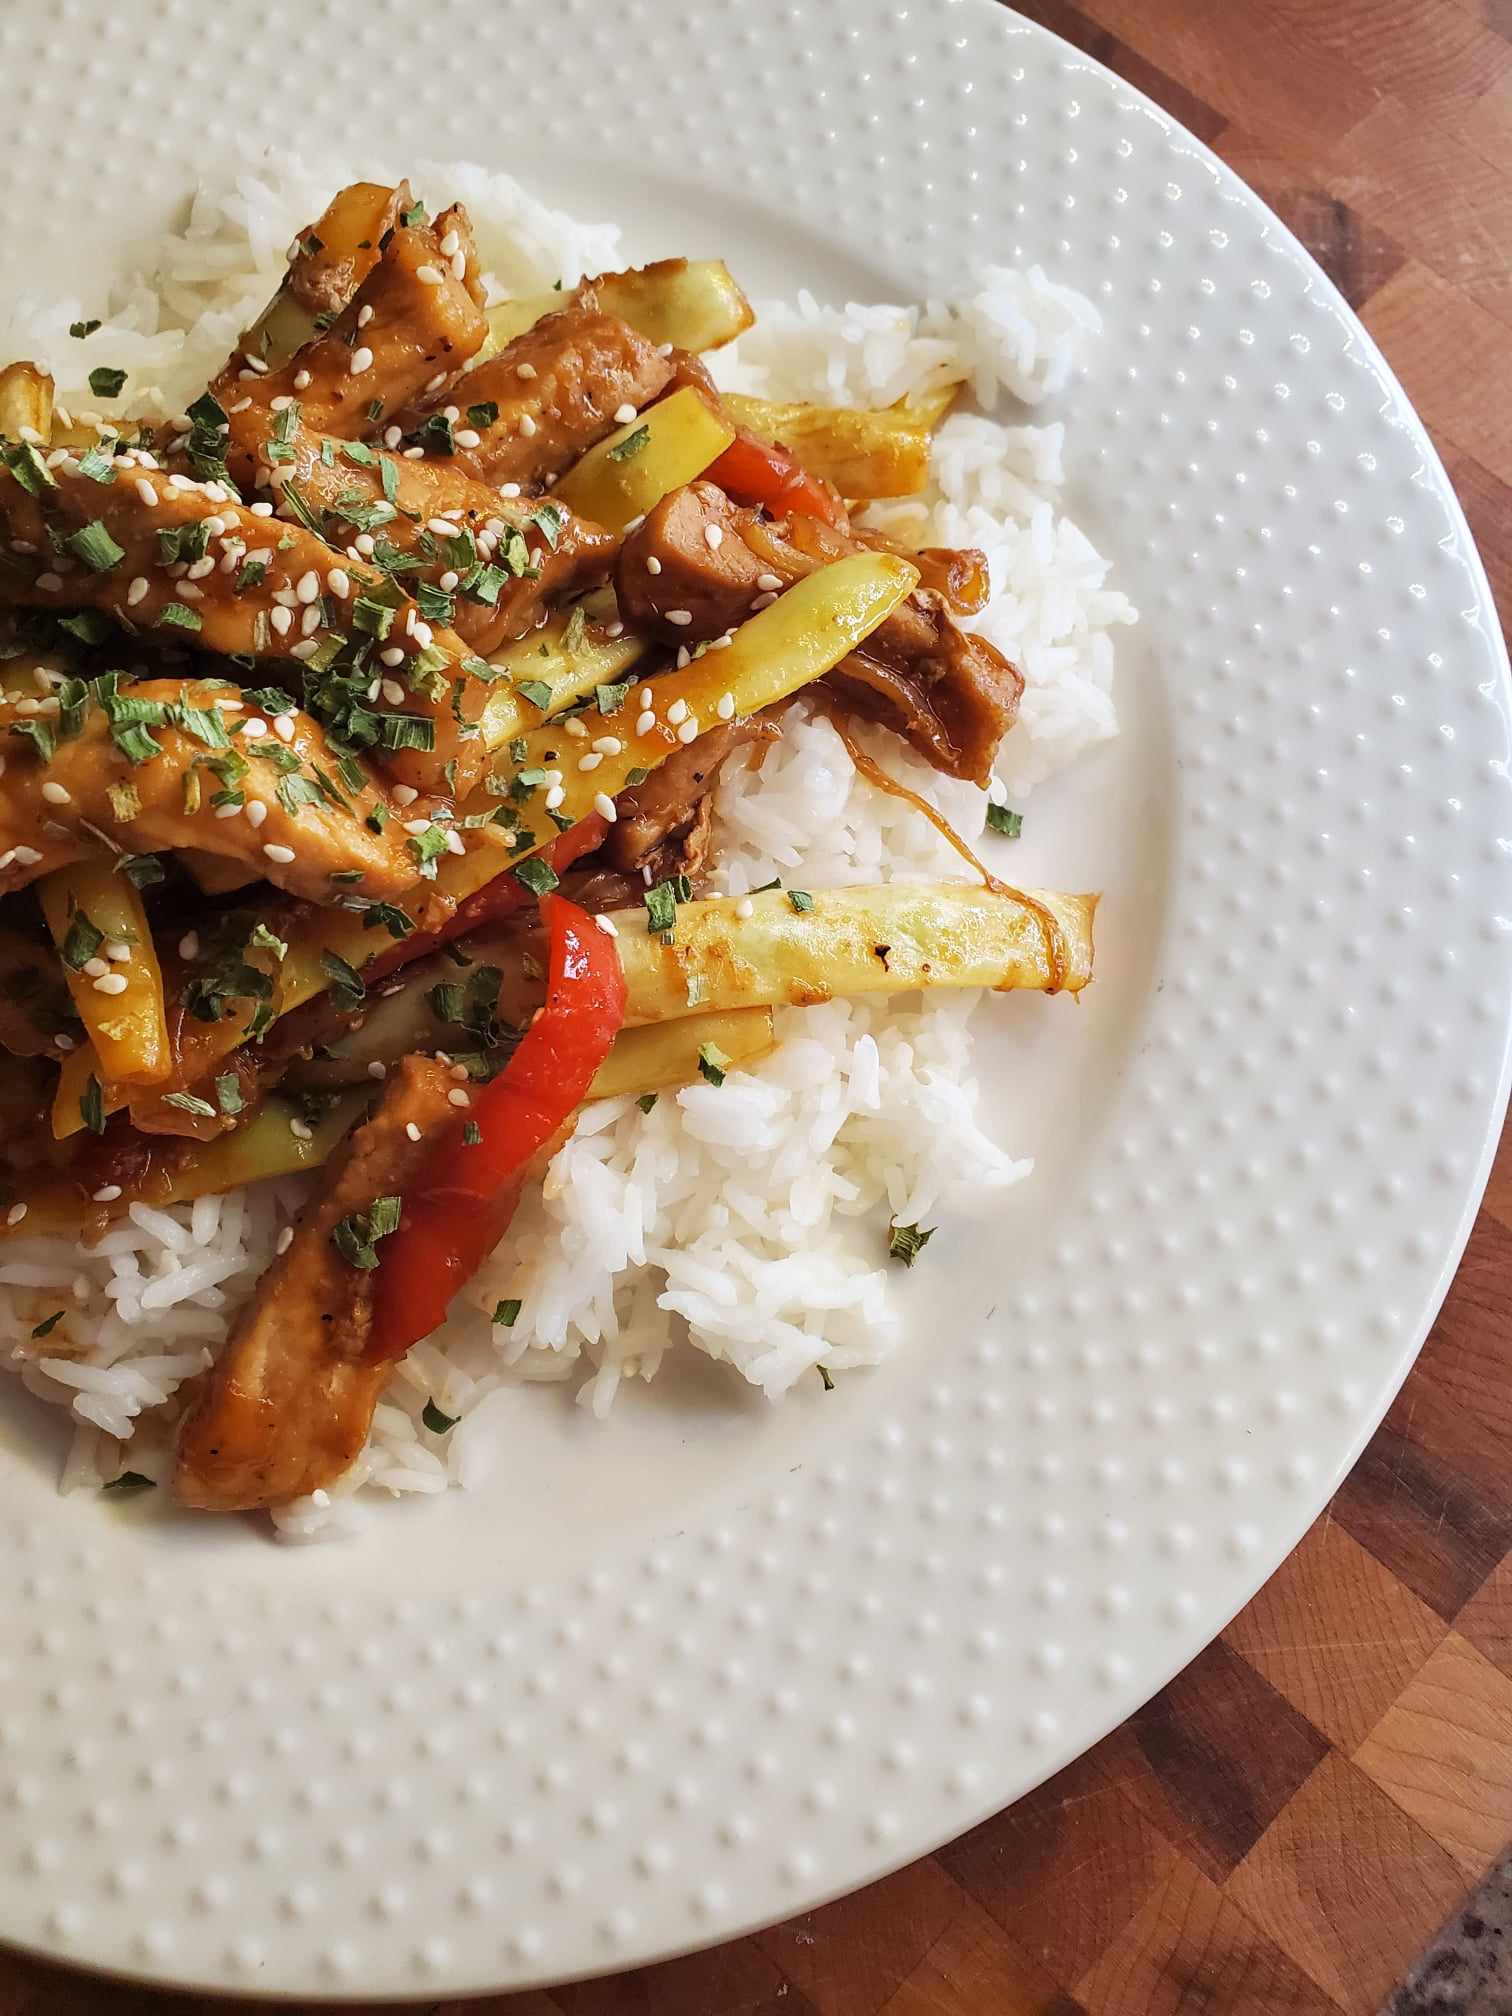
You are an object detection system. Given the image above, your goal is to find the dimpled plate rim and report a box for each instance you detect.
[0,0,1508,1999]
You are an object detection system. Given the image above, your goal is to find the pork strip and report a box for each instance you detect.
[174,1056,458,1512]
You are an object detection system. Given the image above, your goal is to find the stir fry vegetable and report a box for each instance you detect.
[723,386,959,501]
[486,257,753,355]
[38,857,170,1086]
[552,385,736,533]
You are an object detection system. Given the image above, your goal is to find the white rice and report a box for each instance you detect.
[0,157,1136,1532]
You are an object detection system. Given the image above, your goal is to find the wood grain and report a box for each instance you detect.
[7,2,1512,2010]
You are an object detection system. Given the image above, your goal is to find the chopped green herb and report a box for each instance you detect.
[330,1194,401,1270]
[361,901,413,940]
[595,679,629,716]
[2,440,56,496]
[249,921,288,960]
[636,1093,658,1114]
[461,1120,482,1146]
[608,423,650,463]
[68,318,101,339]
[516,678,553,710]
[400,199,427,227]
[10,717,57,764]
[816,1363,835,1392]
[697,1041,731,1087]
[119,853,164,890]
[65,520,124,572]
[214,1073,245,1116]
[87,366,127,400]
[381,713,437,755]
[30,1310,66,1339]
[75,446,117,485]
[80,1074,105,1136]
[788,889,814,913]
[59,907,104,972]
[467,401,498,429]
[103,1471,155,1491]
[155,600,202,634]
[985,802,1023,839]
[320,949,366,1011]
[161,1090,218,1119]
[887,1220,936,1267]
[413,412,455,457]
[512,854,559,898]
[422,1399,458,1434]
[492,1298,521,1328]
[643,873,690,935]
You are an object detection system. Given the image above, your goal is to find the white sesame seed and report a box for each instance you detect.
[445,828,465,855]
[300,604,322,637]
[711,631,734,649]
[276,1225,294,1254]
[263,842,297,864]
[392,784,419,807]
[425,517,455,538]
[439,228,461,257]
[411,621,434,649]
[593,913,619,938]
[40,781,71,805]
[179,932,199,961]
[415,264,444,287]
[269,605,293,636]
[290,640,319,660]
[645,556,662,576]
[273,715,295,743]
[326,567,351,598]
[82,957,108,978]
[104,939,132,964]
[591,737,622,756]
[439,569,460,592]
[34,571,61,593]
[614,403,638,424]
[638,688,654,709]
[382,680,405,705]
[665,608,693,626]
[677,719,699,745]
[402,818,432,836]
[519,412,538,437]
[92,972,128,996]
[447,1087,471,1108]
[242,353,269,375]
[127,578,153,610]
[213,802,243,821]
[289,1118,313,1142]
[736,896,754,919]
[454,428,482,452]
[499,483,523,501]
[245,799,269,829]
[295,570,320,604]
[750,591,779,610]
[367,1061,387,1080]
[92,1184,122,1203]
[405,1122,422,1143]
[54,1032,73,1052]
[515,362,538,381]
[755,572,783,593]
[544,785,565,811]
[667,698,689,725]
[635,710,656,736]
[576,752,603,773]
[357,304,374,328]
[349,346,375,376]
[717,692,736,720]
[544,770,564,787]
[269,394,293,413]
[705,524,725,551]
[379,647,406,667]
[250,501,275,517]
[675,646,691,671]
[237,716,267,741]
[450,250,467,280]
[293,368,312,391]
[5,1204,27,1227]
[425,373,447,392]
[593,792,618,823]
[175,581,204,604]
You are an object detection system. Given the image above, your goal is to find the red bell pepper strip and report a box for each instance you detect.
[706,432,845,527]
[368,892,626,1361]
[366,814,607,984]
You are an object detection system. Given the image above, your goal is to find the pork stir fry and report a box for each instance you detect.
[0,180,1096,1515]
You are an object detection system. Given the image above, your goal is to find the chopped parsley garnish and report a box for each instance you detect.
[515,678,553,710]
[512,854,559,898]
[2,440,56,495]
[120,854,164,890]
[65,520,124,572]
[30,1310,66,1339]
[80,1074,105,1136]
[161,1090,218,1119]
[816,1363,835,1392]
[360,900,414,940]
[413,412,455,457]
[787,890,814,913]
[985,802,1023,839]
[466,401,498,429]
[265,400,301,464]
[381,713,437,754]
[697,1042,731,1087]
[103,1471,155,1491]
[608,424,650,463]
[636,1093,658,1114]
[595,680,629,716]
[330,1193,401,1271]
[400,199,427,228]
[422,1400,458,1434]
[643,873,691,935]
[59,907,104,971]
[68,318,102,339]
[319,949,366,1012]
[531,502,565,550]
[10,717,57,764]
[75,446,117,485]
[461,1120,481,1147]
[214,1073,244,1116]
[492,1298,521,1328]
[87,366,127,399]
[155,600,203,633]
[887,1220,936,1267]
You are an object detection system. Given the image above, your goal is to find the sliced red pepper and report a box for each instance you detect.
[706,432,845,527]
[368,891,626,1361]
[366,814,606,983]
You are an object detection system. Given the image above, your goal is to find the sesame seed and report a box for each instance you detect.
[93,972,128,996]
[593,792,618,823]
[755,572,783,593]
[665,608,693,626]
[357,304,374,328]
[175,581,204,603]
[40,781,70,805]
[269,394,293,413]
[667,698,689,725]
[392,785,419,807]
[445,828,465,856]
[717,692,736,720]
[500,482,522,499]
[645,556,662,576]
[300,604,322,637]
[411,620,434,649]
[383,426,403,451]
[677,719,699,745]
[382,679,405,705]
[213,802,243,820]
[544,785,565,811]
[614,403,638,424]
[92,1184,122,1203]
[82,957,108,978]
[402,818,432,836]
[405,1122,422,1143]
[276,1225,294,1254]
[326,567,351,598]
[750,591,779,610]
[263,843,296,864]
[105,939,132,963]
[515,362,537,381]
[290,640,319,660]
[438,569,459,592]
[12,846,40,868]
[379,647,405,668]
[54,1033,74,1052]
[273,714,295,743]
[416,264,444,286]
[242,717,268,740]
[293,369,312,391]
[425,373,447,392]
[705,524,725,551]
[736,896,754,919]
[594,913,619,938]
[5,1204,27,1227]
[439,229,461,257]
[450,250,467,280]
[349,346,375,376]
[367,1061,387,1080]
[519,413,538,437]
[592,736,622,755]
[289,1118,313,1142]
[270,605,293,636]
[605,620,625,638]
[454,428,481,450]
[711,631,734,650]
[635,710,656,736]
[242,352,269,375]
[675,647,690,671]
[35,572,61,593]
[564,718,589,739]
[577,752,603,773]
[295,570,320,604]
[447,1087,471,1109]
[245,799,268,829]
[249,501,274,517]
[639,688,654,709]
[425,517,455,538]
[179,932,199,960]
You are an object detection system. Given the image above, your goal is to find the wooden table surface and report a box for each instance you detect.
[8,2,1512,2011]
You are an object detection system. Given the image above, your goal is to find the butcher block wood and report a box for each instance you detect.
[5,2,1512,2011]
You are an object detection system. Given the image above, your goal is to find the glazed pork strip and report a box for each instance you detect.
[0,454,491,800]
[279,182,412,320]
[0,676,417,901]
[175,1056,459,1512]
[216,208,488,488]
[272,422,617,652]
[387,297,676,492]
[616,481,1023,785]
[602,716,776,874]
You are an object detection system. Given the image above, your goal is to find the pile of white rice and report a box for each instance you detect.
[0,158,1136,1535]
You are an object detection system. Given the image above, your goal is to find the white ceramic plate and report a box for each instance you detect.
[1,0,1508,1997]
